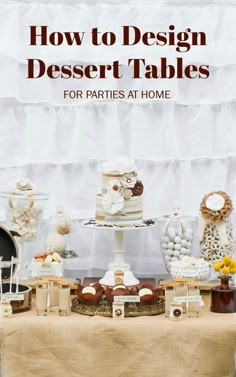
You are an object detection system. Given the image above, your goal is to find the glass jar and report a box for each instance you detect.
[211,276,236,313]
[200,219,233,266]
[58,281,71,316]
[49,206,72,235]
[44,207,72,255]
[174,278,187,313]
[159,209,194,273]
[164,282,176,317]
[187,281,200,317]
[199,191,233,266]
[1,191,48,241]
[48,279,59,312]
[35,281,48,316]
[169,303,183,321]
[0,301,12,317]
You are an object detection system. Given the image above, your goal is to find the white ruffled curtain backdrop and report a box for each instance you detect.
[0,0,236,279]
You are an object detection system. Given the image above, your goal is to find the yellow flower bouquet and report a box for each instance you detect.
[213,255,236,277]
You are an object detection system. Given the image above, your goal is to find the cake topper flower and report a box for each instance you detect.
[107,180,132,200]
[102,190,124,214]
[119,187,132,199]
[131,180,144,196]
[120,173,137,189]
[213,255,236,277]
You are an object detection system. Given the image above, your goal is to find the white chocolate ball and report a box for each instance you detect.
[163,236,170,243]
[166,249,173,256]
[180,247,187,254]
[161,243,168,250]
[168,242,174,249]
[181,239,187,247]
[173,250,180,257]
[174,236,181,244]
[174,244,181,251]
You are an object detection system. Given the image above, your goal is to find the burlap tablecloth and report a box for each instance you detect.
[0,297,236,377]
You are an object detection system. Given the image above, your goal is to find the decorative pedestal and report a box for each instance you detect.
[83,219,156,287]
[211,277,236,313]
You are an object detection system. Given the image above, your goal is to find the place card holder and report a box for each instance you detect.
[169,303,183,321]
[112,302,124,319]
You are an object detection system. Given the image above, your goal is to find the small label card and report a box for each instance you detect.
[1,262,12,268]
[41,263,53,276]
[173,295,202,303]
[112,302,124,319]
[1,258,19,269]
[2,294,24,301]
[114,295,140,303]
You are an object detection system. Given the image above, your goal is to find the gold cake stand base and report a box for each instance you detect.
[71,297,165,317]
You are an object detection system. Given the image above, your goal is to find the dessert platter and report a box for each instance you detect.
[71,282,164,317]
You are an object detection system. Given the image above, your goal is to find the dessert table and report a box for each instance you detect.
[0,297,235,377]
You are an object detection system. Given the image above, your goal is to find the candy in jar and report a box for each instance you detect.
[199,191,233,265]
[160,207,194,272]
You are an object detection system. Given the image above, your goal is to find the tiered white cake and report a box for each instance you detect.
[96,157,144,226]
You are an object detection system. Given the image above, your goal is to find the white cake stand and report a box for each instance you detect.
[82,219,156,287]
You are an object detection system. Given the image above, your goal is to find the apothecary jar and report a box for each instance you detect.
[1,182,48,241]
[159,209,194,273]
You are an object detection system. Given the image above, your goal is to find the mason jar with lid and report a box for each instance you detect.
[187,281,200,317]
[48,278,59,312]
[164,282,176,317]
[174,278,187,313]
[1,178,48,241]
[35,280,48,316]
[58,280,71,316]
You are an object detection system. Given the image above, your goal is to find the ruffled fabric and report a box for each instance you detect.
[0,0,236,276]
[0,100,235,163]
